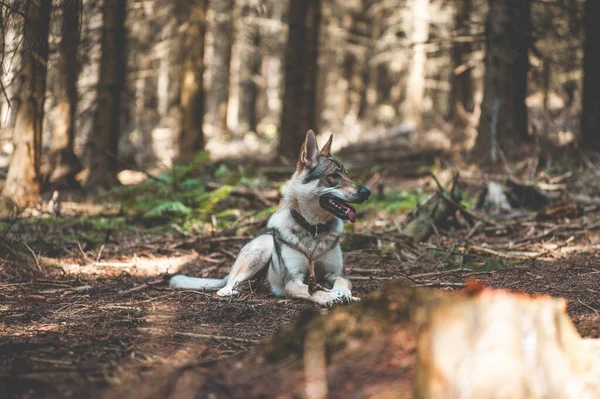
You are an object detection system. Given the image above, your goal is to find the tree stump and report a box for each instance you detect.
[414,288,600,399]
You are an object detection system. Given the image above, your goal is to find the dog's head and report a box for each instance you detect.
[289,130,370,223]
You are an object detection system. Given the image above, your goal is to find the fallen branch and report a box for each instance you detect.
[173,331,260,344]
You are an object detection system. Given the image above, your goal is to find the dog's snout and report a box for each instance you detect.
[359,186,371,200]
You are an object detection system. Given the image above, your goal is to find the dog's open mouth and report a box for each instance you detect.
[319,194,357,223]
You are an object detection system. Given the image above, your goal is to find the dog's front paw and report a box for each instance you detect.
[216,287,239,297]
[328,287,354,305]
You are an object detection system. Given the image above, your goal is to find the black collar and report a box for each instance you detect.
[290,209,335,238]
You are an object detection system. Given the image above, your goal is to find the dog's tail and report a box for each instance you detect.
[169,275,227,291]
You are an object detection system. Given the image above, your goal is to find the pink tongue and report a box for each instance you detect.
[346,208,356,223]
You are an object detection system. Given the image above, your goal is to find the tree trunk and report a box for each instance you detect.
[2,0,51,205]
[177,0,209,164]
[401,0,430,131]
[49,0,82,188]
[239,17,262,134]
[448,0,474,123]
[473,0,531,163]
[86,0,127,189]
[365,5,382,124]
[581,0,600,151]
[209,0,235,134]
[278,0,322,161]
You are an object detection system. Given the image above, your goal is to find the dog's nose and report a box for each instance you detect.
[359,186,371,200]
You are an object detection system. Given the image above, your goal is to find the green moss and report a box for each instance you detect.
[367,190,428,213]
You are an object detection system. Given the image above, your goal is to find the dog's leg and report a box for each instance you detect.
[272,246,332,306]
[216,234,273,297]
[318,245,355,304]
[284,280,333,307]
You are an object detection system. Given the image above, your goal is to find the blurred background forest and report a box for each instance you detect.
[0,0,598,207]
[5,2,600,397]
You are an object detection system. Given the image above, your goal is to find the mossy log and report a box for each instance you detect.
[100,284,600,399]
[400,188,461,243]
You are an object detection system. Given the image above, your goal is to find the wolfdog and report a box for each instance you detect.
[170,131,370,306]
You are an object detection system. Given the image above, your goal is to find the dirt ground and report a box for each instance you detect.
[2,172,600,398]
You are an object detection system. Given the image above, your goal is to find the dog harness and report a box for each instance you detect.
[266,210,340,291]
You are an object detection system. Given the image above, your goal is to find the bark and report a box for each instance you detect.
[49,0,82,188]
[177,0,209,164]
[86,0,127,189]
[401,0,430,131]
[473,0,532,162]
[278,0,322,161]
[209,0,235,133]
[2,0,51,205]
[448,0,474,122]
[581,0,600,151]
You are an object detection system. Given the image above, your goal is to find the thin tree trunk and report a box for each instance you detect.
[177,0,209,163]
[581,0,600,151]
[448,0,474,122]
[473,0,531,163]
[49,0,82,187]
[2,0,51,205]
[86,0,127,189]
[239,18,262,134]
[264,0,286,123]
[210,0,235,133]
[401,0,430,131]
[365,5,382,124]
[278,0,321,161]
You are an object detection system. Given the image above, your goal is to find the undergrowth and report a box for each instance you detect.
[111,152,271,232]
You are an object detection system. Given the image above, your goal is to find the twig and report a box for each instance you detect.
[464,221,483,240]
[22,242,42,272]
[208,236,253,243]
[173,331,260,344]
[410,267,473,279]
[348,268,387,274]
[467,245,540,260]
[513,227,558,246]
[416,281,465,288]
[96,244,105,262]
[118,283,149,295]
[577,298,598,313]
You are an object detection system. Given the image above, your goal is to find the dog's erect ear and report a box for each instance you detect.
[320,134,333,157]
[299,130,319,170]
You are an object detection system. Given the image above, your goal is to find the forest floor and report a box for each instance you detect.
[2,160,600,398]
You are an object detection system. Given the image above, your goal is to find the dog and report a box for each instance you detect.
[170,130,370,306]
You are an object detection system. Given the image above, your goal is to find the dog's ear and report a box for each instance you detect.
[320,134,333,157]
[298,130,319,170]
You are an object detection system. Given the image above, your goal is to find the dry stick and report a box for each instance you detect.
[349,268,387,274]
[464,221,483,240]
[577,298,599,313]
[22,242,42,272]
[118,283,148,295]
[208,236,253,243]
[410,267,473,279]
[513,226,559,246]
[173,331,260,344]
[467,245,540,260]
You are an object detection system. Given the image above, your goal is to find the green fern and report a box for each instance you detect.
[143,201,192,220]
